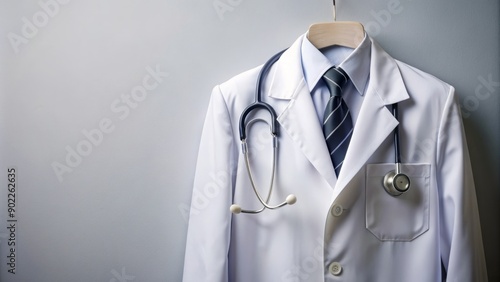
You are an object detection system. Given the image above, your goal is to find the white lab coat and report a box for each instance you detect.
[183,34,488,281]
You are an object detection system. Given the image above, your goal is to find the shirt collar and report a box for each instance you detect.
[301,32,371,95]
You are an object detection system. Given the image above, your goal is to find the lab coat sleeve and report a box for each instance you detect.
[182,85,235,282]
[436,87,488,281]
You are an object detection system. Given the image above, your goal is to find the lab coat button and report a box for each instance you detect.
[329,262,342,276]
[331,204,343,217]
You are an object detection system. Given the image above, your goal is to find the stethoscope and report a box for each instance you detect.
[230,50,410,215]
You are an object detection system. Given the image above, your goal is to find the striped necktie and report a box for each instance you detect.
[322,67,353,176]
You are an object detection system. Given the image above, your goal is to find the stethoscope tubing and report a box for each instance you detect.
[241,121,280,213]
[392,103,402,164]
[239,49,287,141]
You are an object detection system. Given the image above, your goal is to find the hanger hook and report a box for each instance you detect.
[332,0,337,21]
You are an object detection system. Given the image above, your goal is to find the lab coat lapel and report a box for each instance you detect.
[268,35,338,189]
[333,39,410,199]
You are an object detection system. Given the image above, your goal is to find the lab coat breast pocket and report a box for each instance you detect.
[365,164,431,241]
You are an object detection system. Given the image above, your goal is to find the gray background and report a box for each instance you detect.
[0,0,498,281]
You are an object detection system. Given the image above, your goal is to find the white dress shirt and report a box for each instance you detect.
[301,33,371,126]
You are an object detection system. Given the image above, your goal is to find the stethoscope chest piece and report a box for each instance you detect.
[383,169,410,196]
[382,103,411,197]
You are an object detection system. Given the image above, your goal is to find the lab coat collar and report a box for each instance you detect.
[268,33,409,105]
[300,33,371,97]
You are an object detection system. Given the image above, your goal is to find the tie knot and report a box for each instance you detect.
[323,67,348,97]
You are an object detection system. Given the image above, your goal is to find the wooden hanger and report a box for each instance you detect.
[307,0,365,49]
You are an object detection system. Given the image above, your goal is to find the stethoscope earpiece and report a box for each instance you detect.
[230,193,297,215]
[286,194,297,205]
[230,204,242,214]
